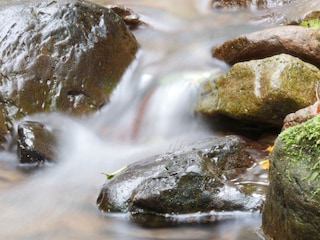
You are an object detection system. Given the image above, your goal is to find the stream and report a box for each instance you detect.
[0,0,316,239]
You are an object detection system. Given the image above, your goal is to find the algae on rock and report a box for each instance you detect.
[278,115,320,195]
[262,115,320,240]
[196,54,320,127]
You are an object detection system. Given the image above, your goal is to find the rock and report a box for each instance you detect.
[0,105,9,150]
[97,136,264,220]
[211,0,292,10]
[195,54,320,127]
[0,0,138,144]
[282,102,320,130]
[262,115,320,240]
[17,121,57,164]
[255,1,320,25]
[107,5,144,30]
[212,26,320,69]
[303,10,320,21]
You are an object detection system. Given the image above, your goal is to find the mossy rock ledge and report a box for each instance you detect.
[262,115,320,240]
[195,54,320,127]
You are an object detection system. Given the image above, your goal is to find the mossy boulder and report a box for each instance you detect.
[195,54,320,127]
[262,115,320,240]
[0,0,138,147]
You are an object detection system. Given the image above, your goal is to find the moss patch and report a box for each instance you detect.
[300,19,320,30]
[279,114,320,196]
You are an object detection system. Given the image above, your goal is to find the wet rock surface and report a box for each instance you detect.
[17,121,57,164]
[195,54,320,127]
[211,0,292,10]
[107,5,144,30]
[0,0,138,146]
[262,115,320,240]
[212,26,320,69]
[0,105,8,150]
[97,136,265,219]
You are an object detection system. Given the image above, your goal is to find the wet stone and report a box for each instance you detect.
[0,104,9,150]
[107,5,144,30]
[17,121,57,164]
[97,136,264,220]
[0,0,138,144]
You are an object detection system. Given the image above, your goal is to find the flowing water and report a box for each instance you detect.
[0,0,318,239]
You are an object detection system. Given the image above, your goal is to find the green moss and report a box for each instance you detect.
[279,115,320,195]
[300,19,320,30]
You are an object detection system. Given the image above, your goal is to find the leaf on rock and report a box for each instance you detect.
[300,19,320,30]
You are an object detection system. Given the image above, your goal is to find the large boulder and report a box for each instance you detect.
[97,136,264,221]
[262,115,320,240]
[0,0,138,146]
[212,26,320,69]
[195,54,320,127]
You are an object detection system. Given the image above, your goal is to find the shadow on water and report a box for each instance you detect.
[1,0,319,239]
[100,211,262,240]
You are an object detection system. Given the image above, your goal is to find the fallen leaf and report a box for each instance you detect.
[266,145,274,152]
[259,159,270,170]
[300,19,320,30]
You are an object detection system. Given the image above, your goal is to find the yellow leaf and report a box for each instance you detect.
[259,159,270,170]
[101,165,128,179]
[267,145,274,152]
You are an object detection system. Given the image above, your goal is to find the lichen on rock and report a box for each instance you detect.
[196,54,320,127]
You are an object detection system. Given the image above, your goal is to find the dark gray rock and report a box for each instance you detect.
[107,5,144,30]
[17,121,57,164]
[97,136,263,217]
[0,0,138,146]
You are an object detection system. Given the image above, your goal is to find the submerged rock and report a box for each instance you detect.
[0,0,138,145]
[195,54,320,127]
[97,136,264,220]
[17,121,57,164]
[262,115,320,240]
[212,26,320,69]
